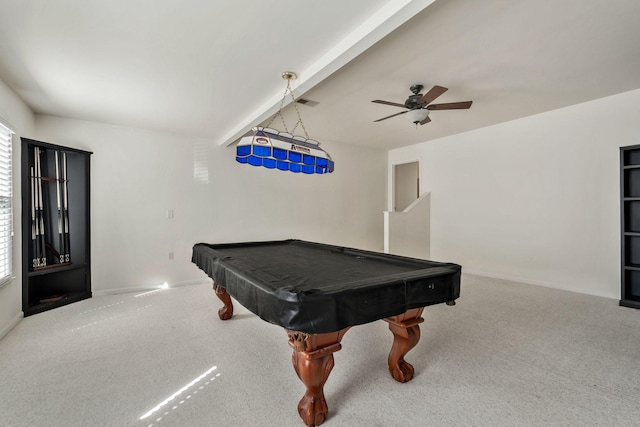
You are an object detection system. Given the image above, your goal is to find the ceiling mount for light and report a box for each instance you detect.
[281,71,297,81]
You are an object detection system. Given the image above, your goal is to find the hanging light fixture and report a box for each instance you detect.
[236,72,334,174]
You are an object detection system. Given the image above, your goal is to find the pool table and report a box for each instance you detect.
[192,240,461,426]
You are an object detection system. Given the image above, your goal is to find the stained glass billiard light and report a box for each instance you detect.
[236,72,334,174]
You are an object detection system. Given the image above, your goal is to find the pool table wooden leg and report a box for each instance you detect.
[213,282,233,320]
[384,308,425,383]
[287,328,350,427]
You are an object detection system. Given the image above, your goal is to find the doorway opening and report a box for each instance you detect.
[394,161,419,212]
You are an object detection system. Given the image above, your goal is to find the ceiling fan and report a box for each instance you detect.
[372,84,472,125]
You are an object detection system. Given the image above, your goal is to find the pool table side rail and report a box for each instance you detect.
[192,241,461,334]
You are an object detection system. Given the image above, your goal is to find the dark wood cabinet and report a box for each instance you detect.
[21,138,92,316]
[620,144,640,308]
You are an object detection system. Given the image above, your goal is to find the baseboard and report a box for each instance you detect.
[462,270,618,300]
[92,278,210,297]
[0,311,24,341]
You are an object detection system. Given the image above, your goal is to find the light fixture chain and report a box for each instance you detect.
[289,82,309,139]
[264,83,290,133]
[264,76,309,139]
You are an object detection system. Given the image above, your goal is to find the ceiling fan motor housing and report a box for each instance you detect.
[405,84,425,108]
[405,93,424,109]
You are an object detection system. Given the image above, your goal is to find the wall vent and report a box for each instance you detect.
[297,98,319,107]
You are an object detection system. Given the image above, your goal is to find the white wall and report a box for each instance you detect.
[0,78,35,339]
[34,116,386,294]
[384,193,430,259]
[389,88,640,299]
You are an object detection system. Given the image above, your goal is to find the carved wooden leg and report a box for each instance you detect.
[213,282,233,320]
[287,329,349,427]
[384,308,424,383]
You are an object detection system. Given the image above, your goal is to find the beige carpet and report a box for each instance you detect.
[0,274,638,426]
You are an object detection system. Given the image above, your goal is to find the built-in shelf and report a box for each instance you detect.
[27,263,87,277]
[620,144,640,308]
[21,138,92,316]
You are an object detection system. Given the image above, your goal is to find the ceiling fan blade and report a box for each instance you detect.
[427,101,473,110]
[372,100,408,109]
[418,85,448,105]
[419,116,431,125]
[374,110,409,122]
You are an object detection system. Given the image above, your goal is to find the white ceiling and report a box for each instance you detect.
[1,0,640,151]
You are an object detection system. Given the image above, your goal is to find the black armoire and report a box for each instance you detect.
[21,138,92,316]
[620,144,640,309]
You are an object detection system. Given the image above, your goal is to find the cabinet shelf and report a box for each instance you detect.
[23,291,92,317]
[28,263,87,277]
[620,299,640,309]
[21,138,92,316]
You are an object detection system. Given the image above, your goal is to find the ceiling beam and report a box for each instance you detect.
[217,0,436,147]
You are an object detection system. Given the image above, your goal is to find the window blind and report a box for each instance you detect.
[0,122,13,287]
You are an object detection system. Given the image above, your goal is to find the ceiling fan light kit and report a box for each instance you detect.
[372,84,472,126]
[405,108,430,124]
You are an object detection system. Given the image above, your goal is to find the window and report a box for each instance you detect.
[0,121,13,287]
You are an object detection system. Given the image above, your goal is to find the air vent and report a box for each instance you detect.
[297,98,319,107]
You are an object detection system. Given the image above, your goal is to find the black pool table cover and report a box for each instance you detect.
[192,240,461,334]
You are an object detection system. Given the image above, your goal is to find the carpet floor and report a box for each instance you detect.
[0,274,638,426]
